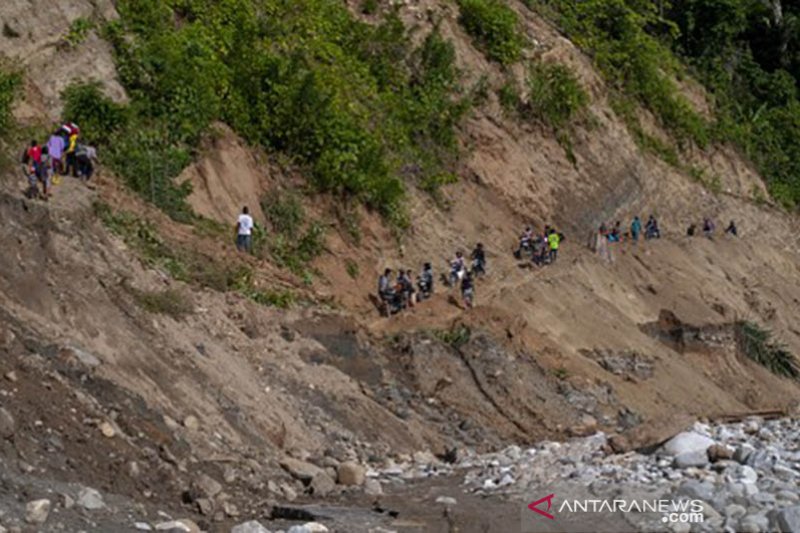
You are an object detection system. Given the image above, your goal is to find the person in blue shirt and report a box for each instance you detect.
[630,216,642,242]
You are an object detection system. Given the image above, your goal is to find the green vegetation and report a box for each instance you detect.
[735,321,799,380]
[525,62,588,129]
[345,259,360,279]
[0,66,21,133]
[529,0,800,207]
[458,0,526,65]
[66,1,473,227]
[95,202,295,307]
[64,17,95,47]
[129,287,194,318]
[433,323,472,349]
[261,191,326,277]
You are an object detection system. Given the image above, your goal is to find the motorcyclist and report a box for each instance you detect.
[449,251,465,287]
[417,263,434,300]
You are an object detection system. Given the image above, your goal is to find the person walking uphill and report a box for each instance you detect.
[235,206,254,253]
[631,216,642,242]
[548,230,561,263]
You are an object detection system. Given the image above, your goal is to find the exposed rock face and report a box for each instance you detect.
[0,0,126,122]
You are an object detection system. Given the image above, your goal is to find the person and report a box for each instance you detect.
[514,227,534,259]
[27,140,42,175]
[630,216,642,242]
[378,268,400,315]
[38,146,52,199]
[608,221,621,243]
[449,251,465,286]
[461,271,474,309]
[417,263,434,300]
[645,215,660,240]
[20,146,39,199]
[75,143,97,180]
[725,220,738,236]
[47,130,65,176]
[596,225,612,263]
[471,243,486,276]
[687,224,696,237]
[235,206,254,252]
[702,217,715,239]
[547,229,561,263]
[398,269,416,308]
[64,127,79,177]
[531,234,545,266]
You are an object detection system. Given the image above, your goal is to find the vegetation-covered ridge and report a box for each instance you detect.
[62,0,476,226]
[530,0,800,208]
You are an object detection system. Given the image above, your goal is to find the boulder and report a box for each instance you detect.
[280,458,324,483]
[676,480,715,502]
[773,506,800,533]
[287,523,328,533]
[25,499,51,524]
[77,487,105,510]
[659,431,715,457]
[194,473,223,499]
[337,462,366,486]
[673,450,709,469]
[607,434,630,454]
[231,521,272,533]
[309,472,336,497]
[364,479,383,496]
[707,444,733,462]
[154,519,201,533]
[740,514,769,533]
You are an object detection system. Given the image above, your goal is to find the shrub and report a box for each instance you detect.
[64,17,94,47]
[61,82,128,143]
[433,323,472,349]
[526,62,588,129]
[735,321,799,380]
[458,0,525,65]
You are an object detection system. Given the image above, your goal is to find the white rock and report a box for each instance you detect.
[134,523,153,531]
[435,496,457,506]
[77,487,105,510]
[287,523,328,533]
[231,520,272,533]
[25,499,51,524]
[660,432,716,457]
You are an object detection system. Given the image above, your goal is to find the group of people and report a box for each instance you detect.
[513,225,563,266]
[686,218,737,239]
[20,122,97,200]
[377,243,487,315]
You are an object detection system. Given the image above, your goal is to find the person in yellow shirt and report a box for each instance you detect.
[548,229,561,263]
[65,132,79,177]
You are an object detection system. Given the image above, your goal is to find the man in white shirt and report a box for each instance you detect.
[236,206,254,252]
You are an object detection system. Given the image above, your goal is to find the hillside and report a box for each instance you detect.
[1,0,800,532]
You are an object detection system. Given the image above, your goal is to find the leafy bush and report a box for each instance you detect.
[61,82,128,143]
[536,0,708,148]
[525,62,588,129]
[735,321,799,380]
[100,1,472,226]
[458,0,525,65]
[0,66,20,133]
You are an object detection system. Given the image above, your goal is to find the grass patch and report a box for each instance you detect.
[433,323,472,349]
[63,17,94,48]
[345,259,360,279]
[129,287,194,318]
[735,321,799,380]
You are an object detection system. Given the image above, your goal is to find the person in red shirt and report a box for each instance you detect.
[27,140,42,164]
